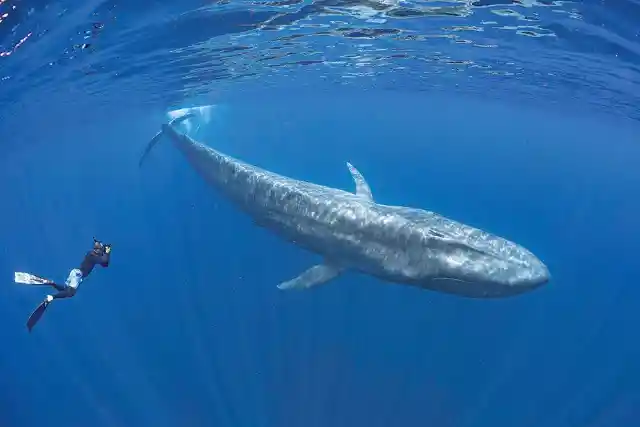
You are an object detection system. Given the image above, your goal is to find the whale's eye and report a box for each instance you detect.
[428,229,445,238]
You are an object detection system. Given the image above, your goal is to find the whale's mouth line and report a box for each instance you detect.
[431,277,505,288]
[431,277,473,285]
[428,276,537,298]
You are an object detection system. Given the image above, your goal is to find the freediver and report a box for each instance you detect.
[21,237,111,332]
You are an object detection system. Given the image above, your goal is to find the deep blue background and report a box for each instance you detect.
[1,91,639,426]
[1,0,640,425]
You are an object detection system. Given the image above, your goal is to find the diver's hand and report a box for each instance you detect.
[105,244,112,254]
[45,295,53,304]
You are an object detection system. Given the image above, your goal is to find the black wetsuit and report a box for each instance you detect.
[51,248,110,299]
[79,248,110,277]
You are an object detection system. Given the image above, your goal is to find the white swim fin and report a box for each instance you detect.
[14,272,52,285]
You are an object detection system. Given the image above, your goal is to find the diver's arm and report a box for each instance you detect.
[99,246,111,267]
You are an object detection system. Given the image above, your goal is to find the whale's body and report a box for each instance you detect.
[140,114,550,297]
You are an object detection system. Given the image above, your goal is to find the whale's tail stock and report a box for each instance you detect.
[138,113,196,167]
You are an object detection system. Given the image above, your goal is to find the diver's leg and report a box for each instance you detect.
[51,287,76,300]
[50,282,66,291]
[41,269,77,291]
[47,269,81,301]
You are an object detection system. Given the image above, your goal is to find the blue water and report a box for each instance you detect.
[1,1,639,426]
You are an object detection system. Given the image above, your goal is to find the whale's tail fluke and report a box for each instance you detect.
[138,113,196,167]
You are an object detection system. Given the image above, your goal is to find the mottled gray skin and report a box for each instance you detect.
[147,115,549,298]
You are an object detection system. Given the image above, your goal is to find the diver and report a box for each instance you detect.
[44,237,111,302]
[19,237,112,332]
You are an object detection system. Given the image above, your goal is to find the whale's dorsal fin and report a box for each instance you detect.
[277,263,343,290]
[346,162,373,201]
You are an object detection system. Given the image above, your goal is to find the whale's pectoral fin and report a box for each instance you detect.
[277,264,342,290]
[346,162,373,201]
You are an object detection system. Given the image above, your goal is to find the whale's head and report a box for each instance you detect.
[384,208,550,298]
[419,225,550,298]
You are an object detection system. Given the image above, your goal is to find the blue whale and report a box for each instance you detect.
[140,113,550,298]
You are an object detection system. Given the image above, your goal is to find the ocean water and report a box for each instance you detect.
[1,0,639,426]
